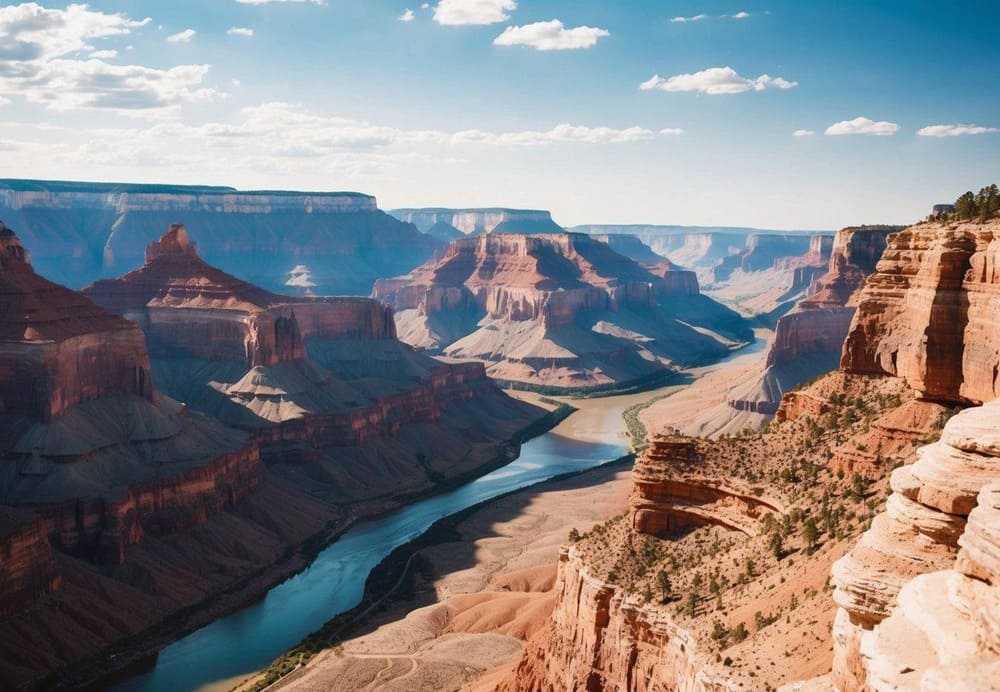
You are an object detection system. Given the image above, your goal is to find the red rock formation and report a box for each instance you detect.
[0,221,152,421]
[0,507,60,618]
[374,232,751,390]
[0,221,262,578]
[842,220,1000,404]
[631,437,781,536]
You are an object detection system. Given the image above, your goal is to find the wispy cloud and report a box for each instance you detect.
[452,123,668,145]
[640,67,796,95]
[825,117,899,136]
[917,123,999,137]
[399,9,416,22]
[793,129,815,137]
[493,20,609,50]
[228,27,254,37]
[671,11,754,23]
[433,0,516,26]
[167,29,196,44]
[88,49,118,59]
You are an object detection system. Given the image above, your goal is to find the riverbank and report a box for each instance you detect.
[239,457,636,692]
[71,405,571,692]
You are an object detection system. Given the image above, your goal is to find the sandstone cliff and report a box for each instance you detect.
[374,233,751,391]
[724,226,897,419]
[842,219,1000,404]
[0,223,545,691]
[0,178,440,295]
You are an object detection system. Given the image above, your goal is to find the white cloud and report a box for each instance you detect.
[793,129,815,137]
[399,9,415,21]
[672,11,753,23]
[0,3,150,60]
[917,123,999,137]
[659,128,684,136]
[228,27,254,37]
[0,4,217,114]
[825,117,899,136]
[167,29,196,43]
[493,20,608,50]
[433,0,515,25]
[451,123,662,146]
[640,67,797,95]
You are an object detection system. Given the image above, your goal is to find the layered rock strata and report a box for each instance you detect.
[374,233,752,390]
[631,437,781,537]
[726,226,897,417]
[0,178,439,295]
[0,221,261,578]
[390,207,562,236]
[85,225,540,467]
[830,399,1000,689]
[842,219,1000,404]
[0,508,59,618]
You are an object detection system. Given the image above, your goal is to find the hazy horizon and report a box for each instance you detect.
[0,1,997,229]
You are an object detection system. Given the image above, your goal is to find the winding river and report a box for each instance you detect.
[112,336,764,692]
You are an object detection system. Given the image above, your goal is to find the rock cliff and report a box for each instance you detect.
[390,207,563,236]
[724,227,897,418]
[831,400,1000,690]
[842,219,1000,404]
[0,223,545,691]
[0,178,440,295]
[373,233,752,391]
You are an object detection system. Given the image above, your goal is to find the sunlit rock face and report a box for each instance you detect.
[842,219,1000,405]
[0,178,441,295]
[374,232,754,391]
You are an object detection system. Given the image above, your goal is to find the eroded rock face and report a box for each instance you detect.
[842,220,1000,404]
[0,508,59,618]
[725,227,898,418]
[631,437,781,537]
[0,178,439,295]
[0,221,261,577]
[499,547,723,692]
[374,233,752,391]
[830,400,1000,689]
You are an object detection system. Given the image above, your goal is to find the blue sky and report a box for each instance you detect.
[0,0,997,228]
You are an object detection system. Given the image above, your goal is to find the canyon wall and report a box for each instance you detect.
[374,232,752,390]
[0,509,60,619]
[390,207,562,236]
[842,219,1000,404]
[0,178,439,295]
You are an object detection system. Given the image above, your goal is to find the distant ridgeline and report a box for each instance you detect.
[389,207,564,240]
[0,178,440,295]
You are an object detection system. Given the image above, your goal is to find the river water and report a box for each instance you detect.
[112,416,628,692]
[112,336,763,692]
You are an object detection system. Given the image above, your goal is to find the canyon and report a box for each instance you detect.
[390,207,564,239]
[373,232,753,391]
[492,217,1000,691]
[0,220,545,692]
[0,178,440,295]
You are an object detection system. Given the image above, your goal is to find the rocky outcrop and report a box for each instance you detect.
[0,221,261,574]
[499,547,724,692]
[709,234,819,284]
[374,232,752,390]
[842,219,1000,405]
[0,508,59,618]
[0,178,440,295]
[725,227,898,418]
[590,234,701,295]
[830,400,1000,689]
[390,207,562,236]
[85,225,540,459]
[631,437,781,537]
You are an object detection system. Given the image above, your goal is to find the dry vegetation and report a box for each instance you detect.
[567,372,952,688]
